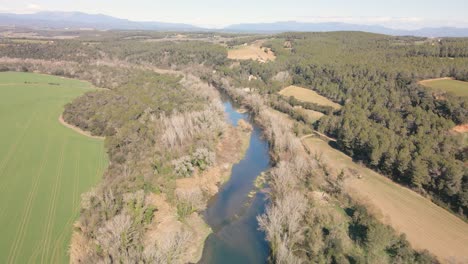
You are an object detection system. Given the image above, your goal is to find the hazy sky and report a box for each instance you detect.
[0,0,467,28]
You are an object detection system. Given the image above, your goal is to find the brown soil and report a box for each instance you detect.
[144,193,209,263]
[452,124,468,133]
[58,115,104,140]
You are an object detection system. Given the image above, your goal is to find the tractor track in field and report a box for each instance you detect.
[51,146,82,263]
[6,134,52,264]
[40,138,67,264]
[0,72,108,264]
[50,138,107,263]
[0,111,38,189]
[72,150,81,209]
[51,207,79,264]
[0,112,39,222]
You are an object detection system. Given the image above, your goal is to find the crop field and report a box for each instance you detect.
[304,137,468,262]
[419,77,468,97]
[0,72,107,264]
[279,85,342,109]
[227,40,276,62]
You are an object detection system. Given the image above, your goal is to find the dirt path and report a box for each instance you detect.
[452,124,468,133]
[301,131,337,142]
[304,137,468,263]
[58,115,104,140]
[418,77,454,85]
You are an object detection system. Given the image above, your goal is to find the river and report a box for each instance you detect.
[199,97,271,263]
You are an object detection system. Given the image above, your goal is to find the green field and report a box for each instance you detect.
[419,78,468,97]
[279,85,342,109]
[0,72,107,264]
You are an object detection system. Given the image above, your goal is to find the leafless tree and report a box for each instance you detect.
[143,230,192,264]
[160,106,225,151]
[96,213,137,262]
[258,192,308,264]
[176,187,205,211]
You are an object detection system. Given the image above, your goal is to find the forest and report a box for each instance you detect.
[1,30,466,263]
[215,32,468,218]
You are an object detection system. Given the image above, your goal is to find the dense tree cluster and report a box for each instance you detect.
[217,32,468,218]
[0,30,461,263]
[215,78,436,264]
[66,70,226,262]
[408,38,468,58]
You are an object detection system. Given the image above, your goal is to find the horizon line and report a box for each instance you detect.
[2,10,468,30]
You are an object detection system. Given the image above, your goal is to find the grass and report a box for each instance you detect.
[279,85,342,109]
[0,72,107,264]
[419,78,468,97]
[304,137,468,262]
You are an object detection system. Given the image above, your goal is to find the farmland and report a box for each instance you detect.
[227,40,276,62]
[304,137,468,263]
[279,85,342,109]
[0,72,107,264]
[419,77,468,97]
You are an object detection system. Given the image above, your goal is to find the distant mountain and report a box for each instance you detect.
[403,27,468,38]
[0,11,199,31]
[224,21,468,37]
[1,12,468,37]
[224,21,392,34]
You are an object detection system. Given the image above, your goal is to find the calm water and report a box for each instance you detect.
[198,99,271,264]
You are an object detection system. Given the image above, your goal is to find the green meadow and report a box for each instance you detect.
[420,78,468,97]
[0,72,107,264]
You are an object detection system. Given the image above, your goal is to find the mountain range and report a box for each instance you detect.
[1,11,468,37]
[0,11,198,31]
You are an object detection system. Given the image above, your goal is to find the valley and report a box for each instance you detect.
[0,26,466,264]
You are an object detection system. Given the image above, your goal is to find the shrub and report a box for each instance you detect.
[172,148,215,178]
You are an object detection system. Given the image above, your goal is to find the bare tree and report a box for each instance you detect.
[96,213,136,262]
[143,230,192,264]
[258,192,308,264]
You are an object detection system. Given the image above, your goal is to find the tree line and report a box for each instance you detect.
[215,32,468,218]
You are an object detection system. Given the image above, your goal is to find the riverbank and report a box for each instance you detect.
[144,122,252,263]
[199,96,272,263]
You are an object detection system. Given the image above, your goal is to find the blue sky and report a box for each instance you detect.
[0,0,467,28]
